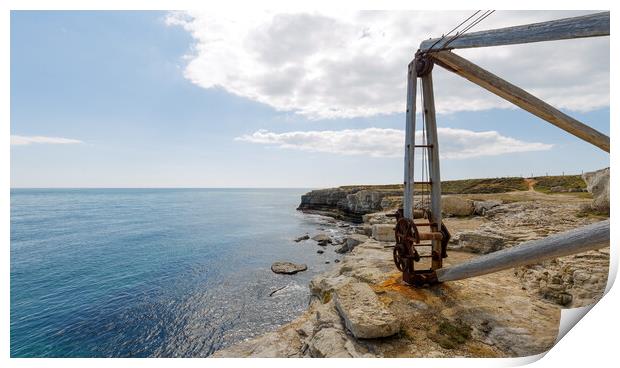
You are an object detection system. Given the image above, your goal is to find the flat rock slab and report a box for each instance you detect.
[371,224,395,242]
[312,233,331,242]
[271,261,308,275]
[334,282,400,339]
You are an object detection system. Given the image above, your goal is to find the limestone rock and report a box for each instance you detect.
[271,261,308,275]
[473,200,502,216]
[372,224,395,242]
[333,282,400,339]
[583,167,609,214]
[294,234,310,242]
[453,231,505,254]
[354,224,373,236]
[310,274,354,300]
[298,186,402,222]
[336,234,368,254]
[312,233,331,242]
[442,196,475,217]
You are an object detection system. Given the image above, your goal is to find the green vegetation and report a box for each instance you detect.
[338,174,590,196]
[339,177,528,195]
[428,319,473,349]
[532,175,587,194]
[440,177,528,194]
[576,206,609,219]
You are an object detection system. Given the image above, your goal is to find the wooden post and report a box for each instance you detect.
[420,71,443,270]
[431,51,610,152]
[403,61,417,219]
[436,220,609,282]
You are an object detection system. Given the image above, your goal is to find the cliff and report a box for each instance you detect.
[213,171,608,358]
[297,185,402,222]
[297,176,587,222]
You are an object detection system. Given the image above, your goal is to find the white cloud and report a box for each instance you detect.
[235,127,552,159]
[11,135,83,146]
[167,10,609,119]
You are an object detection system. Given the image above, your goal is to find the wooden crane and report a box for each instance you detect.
[395,12,610,286]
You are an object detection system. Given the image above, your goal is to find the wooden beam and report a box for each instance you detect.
[420,72,443,270]
[431,51,610,152]
[403,61,417,219]
[420,11,609,52]
[436,220,609,282]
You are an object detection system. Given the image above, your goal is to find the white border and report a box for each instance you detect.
[2,1,616,367]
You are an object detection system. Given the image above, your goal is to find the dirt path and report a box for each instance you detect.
[524,178,537,191]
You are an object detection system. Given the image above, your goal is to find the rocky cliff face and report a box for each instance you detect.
[298,186,403,222]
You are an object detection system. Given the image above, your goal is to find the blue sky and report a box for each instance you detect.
[10,11,609,188]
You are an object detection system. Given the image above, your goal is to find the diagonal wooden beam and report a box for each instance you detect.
[436,220,609,282]
[430,51,610,152]
[420,11,609,52]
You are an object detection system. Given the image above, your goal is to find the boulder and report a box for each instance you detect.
[312,233,331,242]
[294,234,310,242]
[442,196,475,217]
[371,224,395,242]
[354,225,373,236]
[336,234,368,254]
[312,233,332,246]
[271,261,308,275]
[333,282,400,339]
[453,231,505,254]
[582,167,609,214]
[473,200,502,216]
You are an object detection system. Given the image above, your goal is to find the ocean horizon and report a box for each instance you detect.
[10,188,343,357]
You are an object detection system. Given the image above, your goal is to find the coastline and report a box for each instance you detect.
[213,176,610,358]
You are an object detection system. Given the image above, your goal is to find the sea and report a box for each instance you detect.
[10,188,346,357]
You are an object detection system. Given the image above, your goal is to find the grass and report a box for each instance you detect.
[440,178,528,194]
[532,175,587,193]
[337,175,591,197]
[338,177,528,195]
[428,319,473,349]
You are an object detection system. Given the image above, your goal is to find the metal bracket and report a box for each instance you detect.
[414,51,434,77]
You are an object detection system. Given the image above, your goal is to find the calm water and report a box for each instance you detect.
[11,188,343,357]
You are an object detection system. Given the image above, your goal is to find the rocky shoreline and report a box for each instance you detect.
[215,170,609,358]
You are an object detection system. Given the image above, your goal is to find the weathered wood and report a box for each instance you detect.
[420,11,609,52]
[436,220,610,282]
[420,72,443,269]
[431,51,610,152]
[403,62,417,219]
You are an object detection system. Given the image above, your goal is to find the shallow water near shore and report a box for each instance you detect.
[10,188,344,357]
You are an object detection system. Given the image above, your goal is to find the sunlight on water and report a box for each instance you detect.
[11,188,341,357]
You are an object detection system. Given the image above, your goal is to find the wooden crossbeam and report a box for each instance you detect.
[436,220,609,282]
[420,11,609,52]
[431,51,610,152]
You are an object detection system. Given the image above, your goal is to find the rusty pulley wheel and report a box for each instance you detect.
[393,243,410,272]
[395,217,420,244]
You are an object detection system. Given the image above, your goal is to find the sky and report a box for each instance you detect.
[10,10,609,188]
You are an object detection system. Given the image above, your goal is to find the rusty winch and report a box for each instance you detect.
[390,208,450,286]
